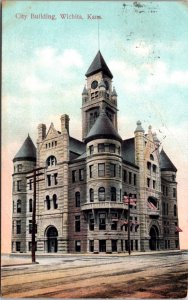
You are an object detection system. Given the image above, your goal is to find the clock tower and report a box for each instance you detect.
[81,51,118,141]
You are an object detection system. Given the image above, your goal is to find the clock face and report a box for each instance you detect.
[105,80,109,90]
[91,80,98,89]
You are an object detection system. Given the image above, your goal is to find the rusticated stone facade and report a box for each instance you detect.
[12,51,181,254]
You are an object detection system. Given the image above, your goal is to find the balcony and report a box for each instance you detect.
[81,201,128,211]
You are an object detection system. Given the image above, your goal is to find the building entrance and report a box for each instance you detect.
[46,226,58,253]
[149,225,159,250]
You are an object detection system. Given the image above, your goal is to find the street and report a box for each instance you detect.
[1,251,188,298]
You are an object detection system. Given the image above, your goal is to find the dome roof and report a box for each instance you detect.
[13,135,36,162]
[85,110,122,143]
[85,51,113,79]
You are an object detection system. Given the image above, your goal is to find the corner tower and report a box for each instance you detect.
[82,51,118,140]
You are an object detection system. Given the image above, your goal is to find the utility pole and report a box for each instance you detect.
[26,167,44,263]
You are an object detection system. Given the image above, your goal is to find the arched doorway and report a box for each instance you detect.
[46,226,58,253]
[149,225,159,250]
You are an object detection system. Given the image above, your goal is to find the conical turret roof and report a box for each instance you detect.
[85,110,122,143]
[85,51,113,79]
[160,149,177,172]
[13,135,36,162]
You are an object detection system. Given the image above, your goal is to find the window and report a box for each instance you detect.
[174,204,177,217]
[153,180,156,189]
[99,240,106,252]
[53,194,58,209]
[89,240,94,252]
[147,162,151,170]
[119,166,122,178]
[89,165,93,178]
[29,199,33,212]
[134,174,137,186]
[98,163,105,177]
[29,179,32,190]
[16,241,21,252]
[128,172,132,184]
[98,187,105,201]
[46,196,50,210]
[28,241,32,251]
[109,144,115,153]
[125,240,129,251]
[89,214,94,231]
[75,240,81,252]
[150,154,154,161]
[79,169,84,181]
[29,220,32,234]
[54,173,58,185]
[72,170,76,183]
[17,180,21,191]
[111,222,117,230]
[99,213,106,230]
[75,216,80,232]
[55,141,57,146]
[98,143,105,153]
[17,164,22,172]
[153,165,157,173]
[123,170,127,182]
[90,188,94,202]
[16,220,21,234]
[46,155,57,167]
[110,163,116,177]
[147,178,150,188]
[173,188,176,198]
[166,203,168,215]
[111,187,116,201]
[172,175,175,181]
[89,145,94,155]
[47,175,51,186]
[162,185,165,195]
[12,201,15,213]
[17,199,21,213]
[111,240,117,252]
[166,187,168,196]
[75,192,80,207]
[131,240,134,251]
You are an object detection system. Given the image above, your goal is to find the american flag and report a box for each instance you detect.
[123,196,137,206]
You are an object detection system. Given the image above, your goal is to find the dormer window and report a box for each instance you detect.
[46,156,57,167]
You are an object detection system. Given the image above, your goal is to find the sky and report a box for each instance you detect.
[2,0,188,252]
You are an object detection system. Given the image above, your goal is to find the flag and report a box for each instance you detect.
[123,196,137,206]
[175,226,183,232]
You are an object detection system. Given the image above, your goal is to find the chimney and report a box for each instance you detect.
[37,124,46,141]
[60,114,70,134]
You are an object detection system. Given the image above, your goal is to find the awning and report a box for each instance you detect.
[175,226,183,232]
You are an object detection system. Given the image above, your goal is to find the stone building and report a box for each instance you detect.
[12,51,181,253]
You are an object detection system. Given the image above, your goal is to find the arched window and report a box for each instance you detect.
[29,199,33,212]
[75,192,80,207]
[98,187,105,201]
[111,187,116,201]
[90,188,94,202]
[174,204,177,217]
[46,196,50,210]
[53,194,58,209]
[150,154,154,161]
[46,156,57,167]
[17,200,21,213]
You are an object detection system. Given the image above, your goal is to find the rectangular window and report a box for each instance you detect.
[99,240,106,252]
[72,170,76,183]
[162,185,165,195]
[29,179,32,190]
[168,240,170,248]
[79,169,84,181]
[47,175,51,186]
[28,241,32,251]
[119,165,122,178]
[111,222,117,230]
[29,220,32,234]
[17,180,21,191]
[166,186,168,196]
[111,240,117,252]
[125,240,129,251]
[16,220,21,234]
[135,240,138,251]
[110,163,116,177]
[75,216,80,232]
[75,240,81,252]
[173,188,176,198]
[98,143,105,153]
[98,163,105,177]
[99,213,106,230]
[166,203,168,215]
[153,165,157,173]
[89,145,94,155]
[17,164,22,172]
[54,173,58,185]
[153,180,156,189]
[147,178,150,188]
[16,241,21,252]
[89,215,94,231]
[129,172,132,184]
[89,165,93,178]
[123,170,127,182]
[89,240,94,252]
[134,174,137,186]
[131,240,134,251]
[109,144,115,153]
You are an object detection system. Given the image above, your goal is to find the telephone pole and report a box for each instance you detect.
[26,167,44,263]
